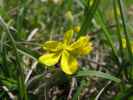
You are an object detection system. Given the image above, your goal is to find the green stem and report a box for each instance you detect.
[96,11,120,66]
[117,0,132,62]
[113,0,123,58]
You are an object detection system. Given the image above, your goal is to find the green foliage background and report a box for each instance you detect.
[0,0,133,99]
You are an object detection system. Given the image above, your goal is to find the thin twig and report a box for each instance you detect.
[24,28,39,84]
[88,59,106,67]
[95,81,111,100]
[2,86,16,100]
[27,28,39,41]
[25,61,38,84]
[67,77,76,100]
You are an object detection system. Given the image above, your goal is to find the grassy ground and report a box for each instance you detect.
[0,0,133,100]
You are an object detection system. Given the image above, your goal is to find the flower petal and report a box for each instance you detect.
[39,53,60,66]
[64,29,74,44]
[42,41,62,52]
[61,50,78,75]
[68,36,93,56]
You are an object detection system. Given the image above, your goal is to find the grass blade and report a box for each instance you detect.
[72,80,86,100]
[95,11,120,65]
[77,0,100,37]
[76,70,121,83]
[113,0,123,58]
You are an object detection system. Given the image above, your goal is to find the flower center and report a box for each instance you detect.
[62,43,70,51]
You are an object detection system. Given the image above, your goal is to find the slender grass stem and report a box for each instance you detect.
[113,0,123,58]
[96,11,120,66]
[118,0,133,62]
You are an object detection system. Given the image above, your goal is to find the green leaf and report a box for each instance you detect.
[113,0,123,57]
[17,45,39,60]
[76,70,121,83]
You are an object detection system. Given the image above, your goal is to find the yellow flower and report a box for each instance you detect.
[39,29,93,75]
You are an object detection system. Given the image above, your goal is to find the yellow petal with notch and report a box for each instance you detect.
[39,53,60,66]
[61,50,78,75]
[64,29,74,44]
[42,41,62,52]
[68,36,93,56]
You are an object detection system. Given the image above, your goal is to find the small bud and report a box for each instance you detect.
[65,11,73,21]
[73,26,81,33]
[89,0,94,6]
